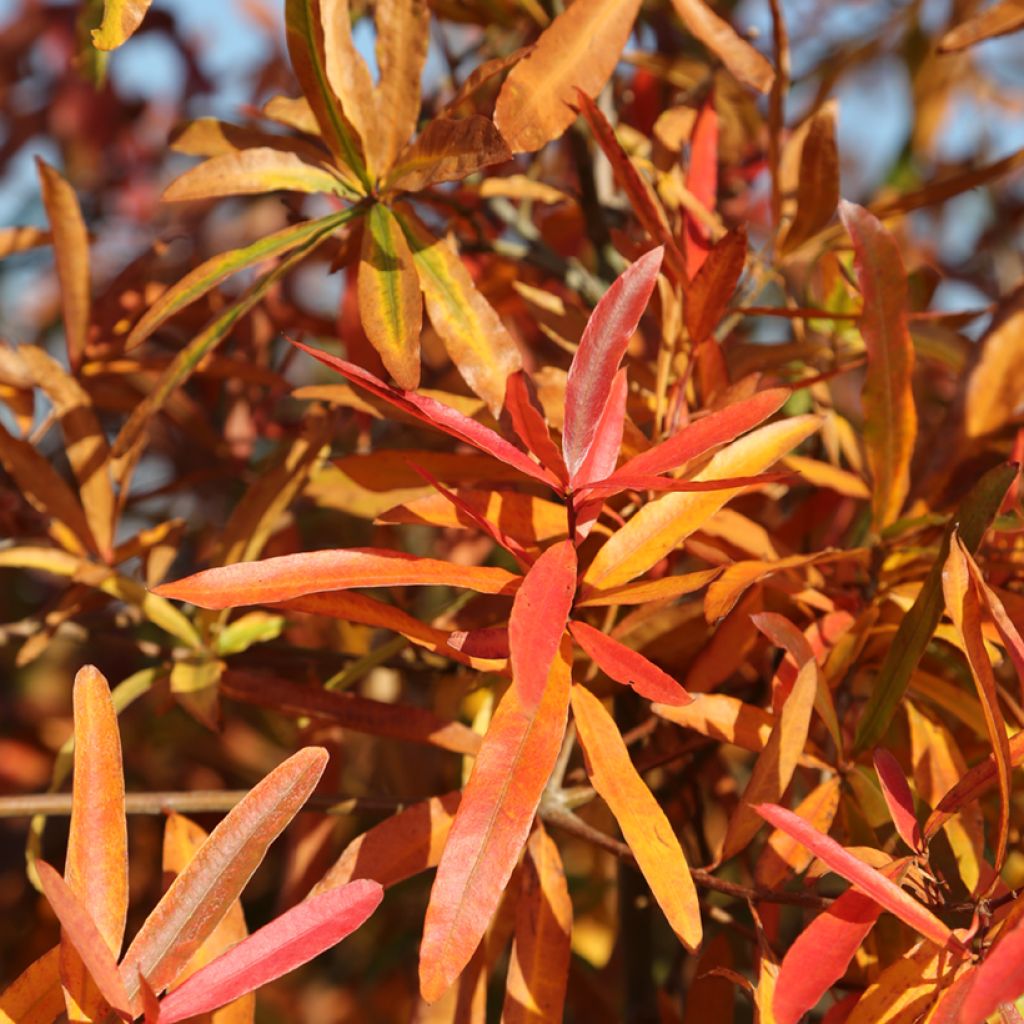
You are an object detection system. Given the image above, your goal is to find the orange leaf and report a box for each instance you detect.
[503,371,570,486]
[755,776,841,888]
[501,826,572,1023]
[781,103,839,253]
[654,693,774,752]
[684,228,747,343]
[311,792,461,895]
[668,0,775,93]
[571,684,703,951]
[119,747,328,1002]
[510,541,577,707]
[0,946,64,1024]
[964,291,1024,438]
[576,567,719,607]
[419,641,572,1002]
[941,534,1013,870]
[153,548,521,608]
[494,0,642,154]
[36,159,90,371]
[839,201,916,531]
[939,0,1024,52]
[358,203,423,389]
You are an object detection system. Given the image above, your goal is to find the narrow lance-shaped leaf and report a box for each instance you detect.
[941,534,1012,870]
[563,247,663,478]
[840,200,917,531]
[62,667,128,1018]
[957,914,1024,1024]
[669,0,775,93]
[754,803,962,951]
[684,97,718,280]
[501,825,572,1024]
[154,548,520,608]
[756,776,842,888]
[569,620,692,706]
[119,747,329,1001]
[782,103,839,253]
[494,0,642,154]
[156,880,384,1024]
[685,228,747,343]
[939,0,1024,52]
[503,371,569,486]
[292,340,555,486]
[872,748,923,853]
[583,415,820,591]
[419,639,572,1003]
[36,159,90,371]
[571,367,628,491]
[0,946,64,1024]
[358,203,422,389]
[854,462,1016,752]
[91,0,152,49]
[34,862,133,1021]
[396,209,523,416]
[571,684,702,950]
[509,541,577,707]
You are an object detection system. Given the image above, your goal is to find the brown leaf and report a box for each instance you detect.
[386,117,511,194]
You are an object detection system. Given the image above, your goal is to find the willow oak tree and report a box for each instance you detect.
[3,0,1024,1021]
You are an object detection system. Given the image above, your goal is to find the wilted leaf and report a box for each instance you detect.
[840,201,917,531]
[494,0,642,153]
[419,640,572,1003]
[571,684,702,950]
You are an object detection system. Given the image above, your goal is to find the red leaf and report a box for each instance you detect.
[509,540,577,707]
[35,861,133,1021]
[154,548,521,608]
[503,371,569,486]
[562,248,663,478]
[292,339,559,488]
[571,367,628,490]
[446,626,510,660]
[684,96,718,279]
[958,916,1024,1024]
[873,748,923,853]
[606,387,789,481]
[684,228,747,343]
[773,886,884,1024]
[569,620,692,705]
[754,803,962,951]
[419,639,572,1003]
[156,880,383,1024]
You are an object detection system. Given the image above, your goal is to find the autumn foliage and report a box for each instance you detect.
[3,0,1024,1021]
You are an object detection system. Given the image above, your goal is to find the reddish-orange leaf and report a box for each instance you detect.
[494,0,642,154]
[509,541,577,707]
[873,748,923,853]
[754,803,962,950]
[419,641,572,1003]
[782,104,840,253]
[683,97,718,279]
[840,200,917,531]
[571,683,702,951]
[153,548,520,608]
[120,747,328,1002]
[220,670,481,755]
[35,861,133,1021]
[62,666,128,1019]
[573,89,686,282]
[684,228,746,344]
[571,367,627,490]
[669,0,775,93]
[503,371,569,486]
[0,946,64,1024]
[501,826,572,1023]
[941,534,1013,870]
[36,159,90,372]
[958,914,1024,1023]
[569,620,691,706]
[562,248,663,479]
[312,792,461,896]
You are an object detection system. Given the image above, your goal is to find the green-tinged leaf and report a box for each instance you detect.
[583,416,820,590]
[571,684,702,951]
[214,612,286,656]
[385,116,511,194]
[397,208,522,415]
[494,0,642,154]
[419,640,572,1003]
[162,148,354,202]
[91,0,151,49]
[854,462,1016,752]
[501,825,572,1023]
[284,0,368,184]
[840,201,916,531]
[36,159,90,371]
[358,203,422,388]
[119,747,328,1001]
[111,210,357,460]
[126,210,353,351]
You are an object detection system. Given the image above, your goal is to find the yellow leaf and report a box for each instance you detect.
[91,0,152,49]
[964,290,1024,437]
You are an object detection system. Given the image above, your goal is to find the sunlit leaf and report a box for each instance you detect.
[755,776,841,888]
[386,116,511,193]
[872,748,923,853]
[683,97,718,280]
[654,693,774,752]
[571,683,702,950]
[91,0,151,49]
[957,913,1024,1023]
